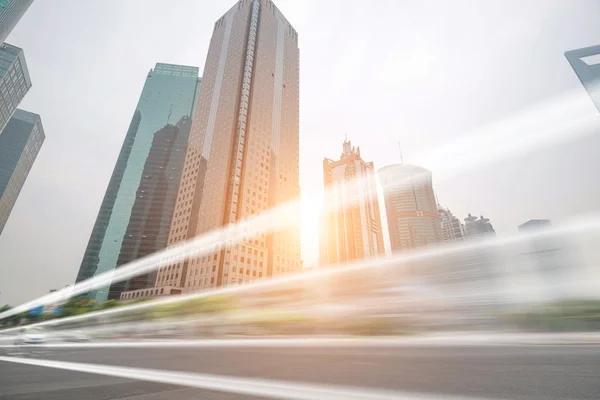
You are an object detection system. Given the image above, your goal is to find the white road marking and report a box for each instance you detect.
[0,333,593,350]
[0,355,496,400]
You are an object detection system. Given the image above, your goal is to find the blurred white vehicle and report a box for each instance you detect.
[14,327,47,345]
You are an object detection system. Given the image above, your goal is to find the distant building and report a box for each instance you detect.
[320,139,385,265]
[517,219,568,300]
[565,44,600,113]
[0,0,34,44]
[378,163,442,252]
[438,207,464,242]
[0,43,31,131]
[76,63,201,303]
[464,214,496,237]
[0,109,44,235]
[518,219,552,233]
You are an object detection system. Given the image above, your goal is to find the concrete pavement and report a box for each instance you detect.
[0,342,599,399]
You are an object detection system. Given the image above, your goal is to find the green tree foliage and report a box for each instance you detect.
[506,299,600,331]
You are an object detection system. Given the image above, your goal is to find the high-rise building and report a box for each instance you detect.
[320,139,385,265]
[565,44,600,112]
[0,43,31,131]
[464,213,496,237]
[76,63,201,303]
[438,206,464,242]
[155,0,301,293]
[378,163,442,252]
[0,108,43,235]
[518,219,552,233]
[0,0,34,44]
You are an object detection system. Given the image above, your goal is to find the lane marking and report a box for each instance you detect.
[1,334,595,350]
[0,355,496,400]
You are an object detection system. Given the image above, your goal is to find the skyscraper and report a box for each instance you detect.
[565,44,600,112]
[76,63,201,303]
[0,108,43,235]
[0,43,31,131]
[378,163,442,252]
[0,0,33,44]
[438,206,464,242]
[155,0,301,293]
[320,139,385,265]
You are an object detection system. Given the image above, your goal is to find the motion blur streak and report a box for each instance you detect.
[0,211,597,337]
[419,85,600,175]
[1,85,599,324]
[0,355,495,400]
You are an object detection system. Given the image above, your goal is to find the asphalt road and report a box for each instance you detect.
[0,343,599,399]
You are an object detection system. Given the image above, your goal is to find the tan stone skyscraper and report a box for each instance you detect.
[155,0,301,292]
[320,139,385,265]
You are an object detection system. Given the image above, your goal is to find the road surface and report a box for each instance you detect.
[0,341,599,399]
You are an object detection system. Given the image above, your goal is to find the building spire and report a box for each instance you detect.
[398,141,404,164]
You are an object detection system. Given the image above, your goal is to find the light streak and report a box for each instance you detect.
[0,355,498,400]
[1,85,599,324]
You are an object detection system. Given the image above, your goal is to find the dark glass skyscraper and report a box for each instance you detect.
[0,0,34,44]
[76,63,201,303]
[0,43,31,131]
[0,108,44,235]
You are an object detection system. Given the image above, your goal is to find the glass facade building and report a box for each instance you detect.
[76,63,201,303]
[0,0,34,44]
[0,108,44,235]
[0,43,31,132]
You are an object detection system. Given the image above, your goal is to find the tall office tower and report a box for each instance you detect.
[438,206,464,242]
[464,213,496,237]
[76,63,201,303]
[565,45,600,113]
[378,163,442,252]
[320,139,385,265]
[0,43,31,131]
[0,0,33,44]
[156,0,301,293]
[0,108,43,235]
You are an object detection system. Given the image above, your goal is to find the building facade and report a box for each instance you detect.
[76,63,201,303]
[0,43,31,131]
[155,0,302,293]
[0,0,33,44]
[438,206,464,242]
[378,163,442,252]
[320,139,385,265]
[565,44,600,113]
[464,213,496,237]
[0,108,43,235]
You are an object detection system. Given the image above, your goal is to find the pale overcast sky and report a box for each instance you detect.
[1,0,600,305]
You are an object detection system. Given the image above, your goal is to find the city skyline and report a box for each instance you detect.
[1,0,600,305]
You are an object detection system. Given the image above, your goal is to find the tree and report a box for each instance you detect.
[97,299,119,310]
